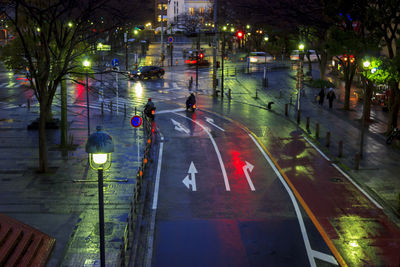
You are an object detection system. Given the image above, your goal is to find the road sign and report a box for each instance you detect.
[131,116,142,128]
[111,58,119,67]
[168,36,174,44]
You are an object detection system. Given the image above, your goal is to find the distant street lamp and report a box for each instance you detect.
[359,59,371,157]
[297,43,305,122]
[86,126,114,267]
[83,59,91,137]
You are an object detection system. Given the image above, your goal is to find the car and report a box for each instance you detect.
[290,50,318,62]
[129,66,165,80]
[248,52,274,63]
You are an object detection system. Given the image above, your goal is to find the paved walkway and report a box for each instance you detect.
[0,96,145,265]
[223,63,400,223]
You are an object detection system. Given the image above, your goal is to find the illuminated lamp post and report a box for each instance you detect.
[83,59,91,137]
[86,126,114,267]
[359,59,370,157]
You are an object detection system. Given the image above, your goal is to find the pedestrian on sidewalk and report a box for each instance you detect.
[327,87,336,108]
[317,87,325,106]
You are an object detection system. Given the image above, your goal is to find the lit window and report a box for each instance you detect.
[189,7,194,16]
[199,7,204,14]
[158,4,167,10]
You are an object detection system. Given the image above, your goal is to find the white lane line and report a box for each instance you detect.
[174,112,231,191]
[157,108,186,114]
[332,163,383,209]
[249,134,317,267]
[152,135,164,210]
[312,249,338,265]
[146,134,164,267]
[304,136,330,161]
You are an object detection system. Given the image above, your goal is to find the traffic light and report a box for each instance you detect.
[199,53,204,60]
[236,31,244,39]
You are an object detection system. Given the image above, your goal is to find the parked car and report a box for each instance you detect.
[248,52,274,63]
[129,66,165,80]
[290,50,318,62]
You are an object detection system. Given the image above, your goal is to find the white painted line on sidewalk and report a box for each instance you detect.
[303,136,331,161]
[152,135,164,210]
[304,135,382,210]
[311,249,338,265]
[174,112,231,191]
[332,163,383,209]
[249,134,319,267]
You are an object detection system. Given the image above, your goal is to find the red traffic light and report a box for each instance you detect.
[199,53,204,59]
[236,31,244,39]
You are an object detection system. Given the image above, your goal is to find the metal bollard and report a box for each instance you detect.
[279,88,282,98]
[285,104,288,116]
[124,103,126,116]
[255,90,258,99]
[354,153,360,170]
[297,110,301,124]
[306,117,310,130]
[338,140,343,157]
[27,98,30,110]
[316,123,320,139]
[326,132,331,147]
[228,88,232,99]
[101,102,104,115]
[110,101,113,113]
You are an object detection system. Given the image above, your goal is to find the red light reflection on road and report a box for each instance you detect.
[74,81,85,103]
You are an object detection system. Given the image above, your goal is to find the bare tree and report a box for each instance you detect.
[0,0,143,172]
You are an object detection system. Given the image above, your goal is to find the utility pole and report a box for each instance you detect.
[221,31,225,98]
[212,0,218,96]
[124,32,128,70]
[161,1,165,67]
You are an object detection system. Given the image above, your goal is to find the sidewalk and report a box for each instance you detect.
[224,63,400,222]
[0,97,145,265]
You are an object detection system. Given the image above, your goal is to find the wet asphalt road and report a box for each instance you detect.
[150,108,333,267]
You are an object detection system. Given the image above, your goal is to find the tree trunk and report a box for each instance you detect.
[60,77,68,148]
[319,53,328,79]
[39,101,49,173]
[364,80,373,121]
[344,76,352,110]
[386,86,400,133]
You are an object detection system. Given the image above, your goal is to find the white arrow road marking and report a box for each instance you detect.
[171,118,190,134]
[205,117,225,131]
[182,161,198,191]
[242,161,255,191]
[174,112,230,191]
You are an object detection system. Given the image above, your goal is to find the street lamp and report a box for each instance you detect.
[359,59,371,158]
[297,43,305,123]
[86,126,114,267]
[83,59,91,137]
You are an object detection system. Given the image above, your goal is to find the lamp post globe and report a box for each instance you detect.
[83,59,90,68]
[363,60,371,68]
[298,43,305,51]
[85,126,114,267]
[86,126,114,169]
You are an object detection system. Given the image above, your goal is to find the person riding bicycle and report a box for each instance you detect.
[144,98,155,116]
[186,93,196,110]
